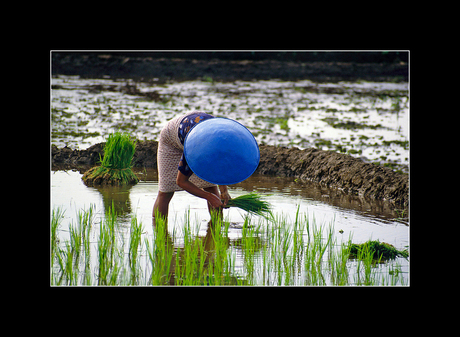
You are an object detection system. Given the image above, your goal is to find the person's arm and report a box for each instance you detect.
[219,185,231,206]
[176,170,223,208]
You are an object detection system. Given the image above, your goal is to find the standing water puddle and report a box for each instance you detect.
[51,168,409,286]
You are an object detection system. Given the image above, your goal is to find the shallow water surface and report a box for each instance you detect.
[51,168,409,285]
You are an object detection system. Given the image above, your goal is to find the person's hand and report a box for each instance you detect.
[220,190,231,207]
[206,192,223,209]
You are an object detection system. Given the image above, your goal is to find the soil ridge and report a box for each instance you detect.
[52,141,408,208]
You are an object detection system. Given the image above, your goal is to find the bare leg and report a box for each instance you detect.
[153,191,174,224]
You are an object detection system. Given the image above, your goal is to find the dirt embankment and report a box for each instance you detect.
[52,141,408,208]
[256,145,408,208]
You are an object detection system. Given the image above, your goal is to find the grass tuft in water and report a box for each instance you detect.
[348,240,409,261]
[82,132,138,186]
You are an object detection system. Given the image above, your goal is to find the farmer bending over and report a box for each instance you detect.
[153,111,259,224]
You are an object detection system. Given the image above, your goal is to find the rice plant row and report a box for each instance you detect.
[50,206,408,286]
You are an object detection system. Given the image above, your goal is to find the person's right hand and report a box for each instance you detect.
[206,192,223,209]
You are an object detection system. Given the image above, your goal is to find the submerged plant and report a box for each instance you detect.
[225,193,273,219]
[82,132,138,186]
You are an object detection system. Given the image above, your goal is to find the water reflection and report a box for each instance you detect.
[53,166,408,226]
[93,184,133,218]
[232,173,407,225]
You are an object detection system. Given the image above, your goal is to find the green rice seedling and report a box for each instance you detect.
[147,209,175,285]
[329,241,351,286]
[97,206,119,285]
[261,238,270,285]
[82,132,138,186]
[175,211,210,285]
[181,220,201,284]
[292,205,305,260]
[225,192,273,220]
[52,206,94,285]
[69,222,82,269]
[68,206,95,281]
[51,204,409,286]
[303,223,329,286]
[63,241,77,285]
[349,237,384,286]
[82,208,94,285]
[51,207,65,264]
[207,213,228,285]
[241,222,257,281]
[129,216,143,285]
[360,241,376,285]
[54,248,66,285]
[97,222,111,285]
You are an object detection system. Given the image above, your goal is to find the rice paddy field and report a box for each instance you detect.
[51,75,409,286]
[51,168,409,286]
[51,75,408,173]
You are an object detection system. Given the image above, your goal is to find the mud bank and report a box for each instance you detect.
[52,141,408,208]
[256,145,408,208]
[52,141,158,168]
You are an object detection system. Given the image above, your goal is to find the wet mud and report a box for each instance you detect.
[52,141,408,208]
[256,145,408,208]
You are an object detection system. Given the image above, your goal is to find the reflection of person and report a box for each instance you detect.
[153,111,259,224]
[151,217,231,285]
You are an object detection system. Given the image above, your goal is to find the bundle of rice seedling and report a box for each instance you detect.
[348,240,409,260]
[82,132,139,186]
[225,192,273,219]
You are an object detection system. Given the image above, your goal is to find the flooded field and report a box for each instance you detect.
[51,168,409,286]
[51,75,409,285]
[51,76,408,173]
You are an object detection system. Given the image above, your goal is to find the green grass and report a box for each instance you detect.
[82,132,138,185]
[51,206,409,286]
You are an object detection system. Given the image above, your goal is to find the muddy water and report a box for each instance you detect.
[51,76,408,173]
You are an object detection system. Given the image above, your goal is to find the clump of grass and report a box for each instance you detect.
[82,132,138,186]
[225,193,273,219]
[348,240,409,260]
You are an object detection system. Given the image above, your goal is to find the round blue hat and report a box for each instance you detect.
[183,118,260,185]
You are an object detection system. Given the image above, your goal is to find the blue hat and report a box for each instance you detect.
[184,118,260,185]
